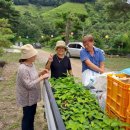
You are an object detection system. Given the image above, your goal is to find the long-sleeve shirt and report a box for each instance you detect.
[16,63,41,107]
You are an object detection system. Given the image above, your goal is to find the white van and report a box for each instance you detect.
[66,42,83,58]
[66,42,105,58]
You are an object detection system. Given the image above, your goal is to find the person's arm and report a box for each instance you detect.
[67,57,73,76]
[80,50,101,73]
[45,54,53,70]
[84,59,104,73]
[20,68,49,90]
[99,62,105,74]
[45,61,51,70]
[80,48,105,73]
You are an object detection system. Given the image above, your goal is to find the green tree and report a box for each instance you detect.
[0,18,14,54]
[0,0,20,32]
[105,0,130,22]
[55,12,87,44]
[16,12,43,41]
[13,0,29,5]
[28,0,66,6]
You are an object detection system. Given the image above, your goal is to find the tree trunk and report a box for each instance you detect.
[65,19,71,45]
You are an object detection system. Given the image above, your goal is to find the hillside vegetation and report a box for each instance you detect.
[42,2,87,17]
[1,0,130,55]
[13,0,89,6]
[13,1,130,55]
[14,4,54,16]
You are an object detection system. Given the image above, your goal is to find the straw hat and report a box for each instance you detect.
[20,44,38,59]
[55,41,67,50]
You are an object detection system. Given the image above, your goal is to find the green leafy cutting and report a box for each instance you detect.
[50,77,127,130]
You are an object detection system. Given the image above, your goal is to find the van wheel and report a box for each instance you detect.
[66,52,71,58]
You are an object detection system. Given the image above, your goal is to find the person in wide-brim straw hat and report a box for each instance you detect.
[20,44,38,59]
[16,44,49,130]
[45,40,73,79]
[55,40,67,51]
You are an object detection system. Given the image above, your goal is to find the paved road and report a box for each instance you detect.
[37,49,110,79]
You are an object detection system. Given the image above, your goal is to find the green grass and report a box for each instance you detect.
[105,57,130,71]
[14,4,54,16]
[42,2,87,18]
[42,47,54,53]
[0,53,20,62]
[0,53,20,130]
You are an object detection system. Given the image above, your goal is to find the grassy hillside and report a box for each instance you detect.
[42,2,87,18]
[14,4,54,16]
[14,2,87,17]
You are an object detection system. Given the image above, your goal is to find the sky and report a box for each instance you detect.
[127,0,130,4]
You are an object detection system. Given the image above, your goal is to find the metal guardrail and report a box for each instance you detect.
[44,79,66,130]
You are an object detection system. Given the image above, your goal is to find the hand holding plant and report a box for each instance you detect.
[39,73,49,80]
[39,69,49,76]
